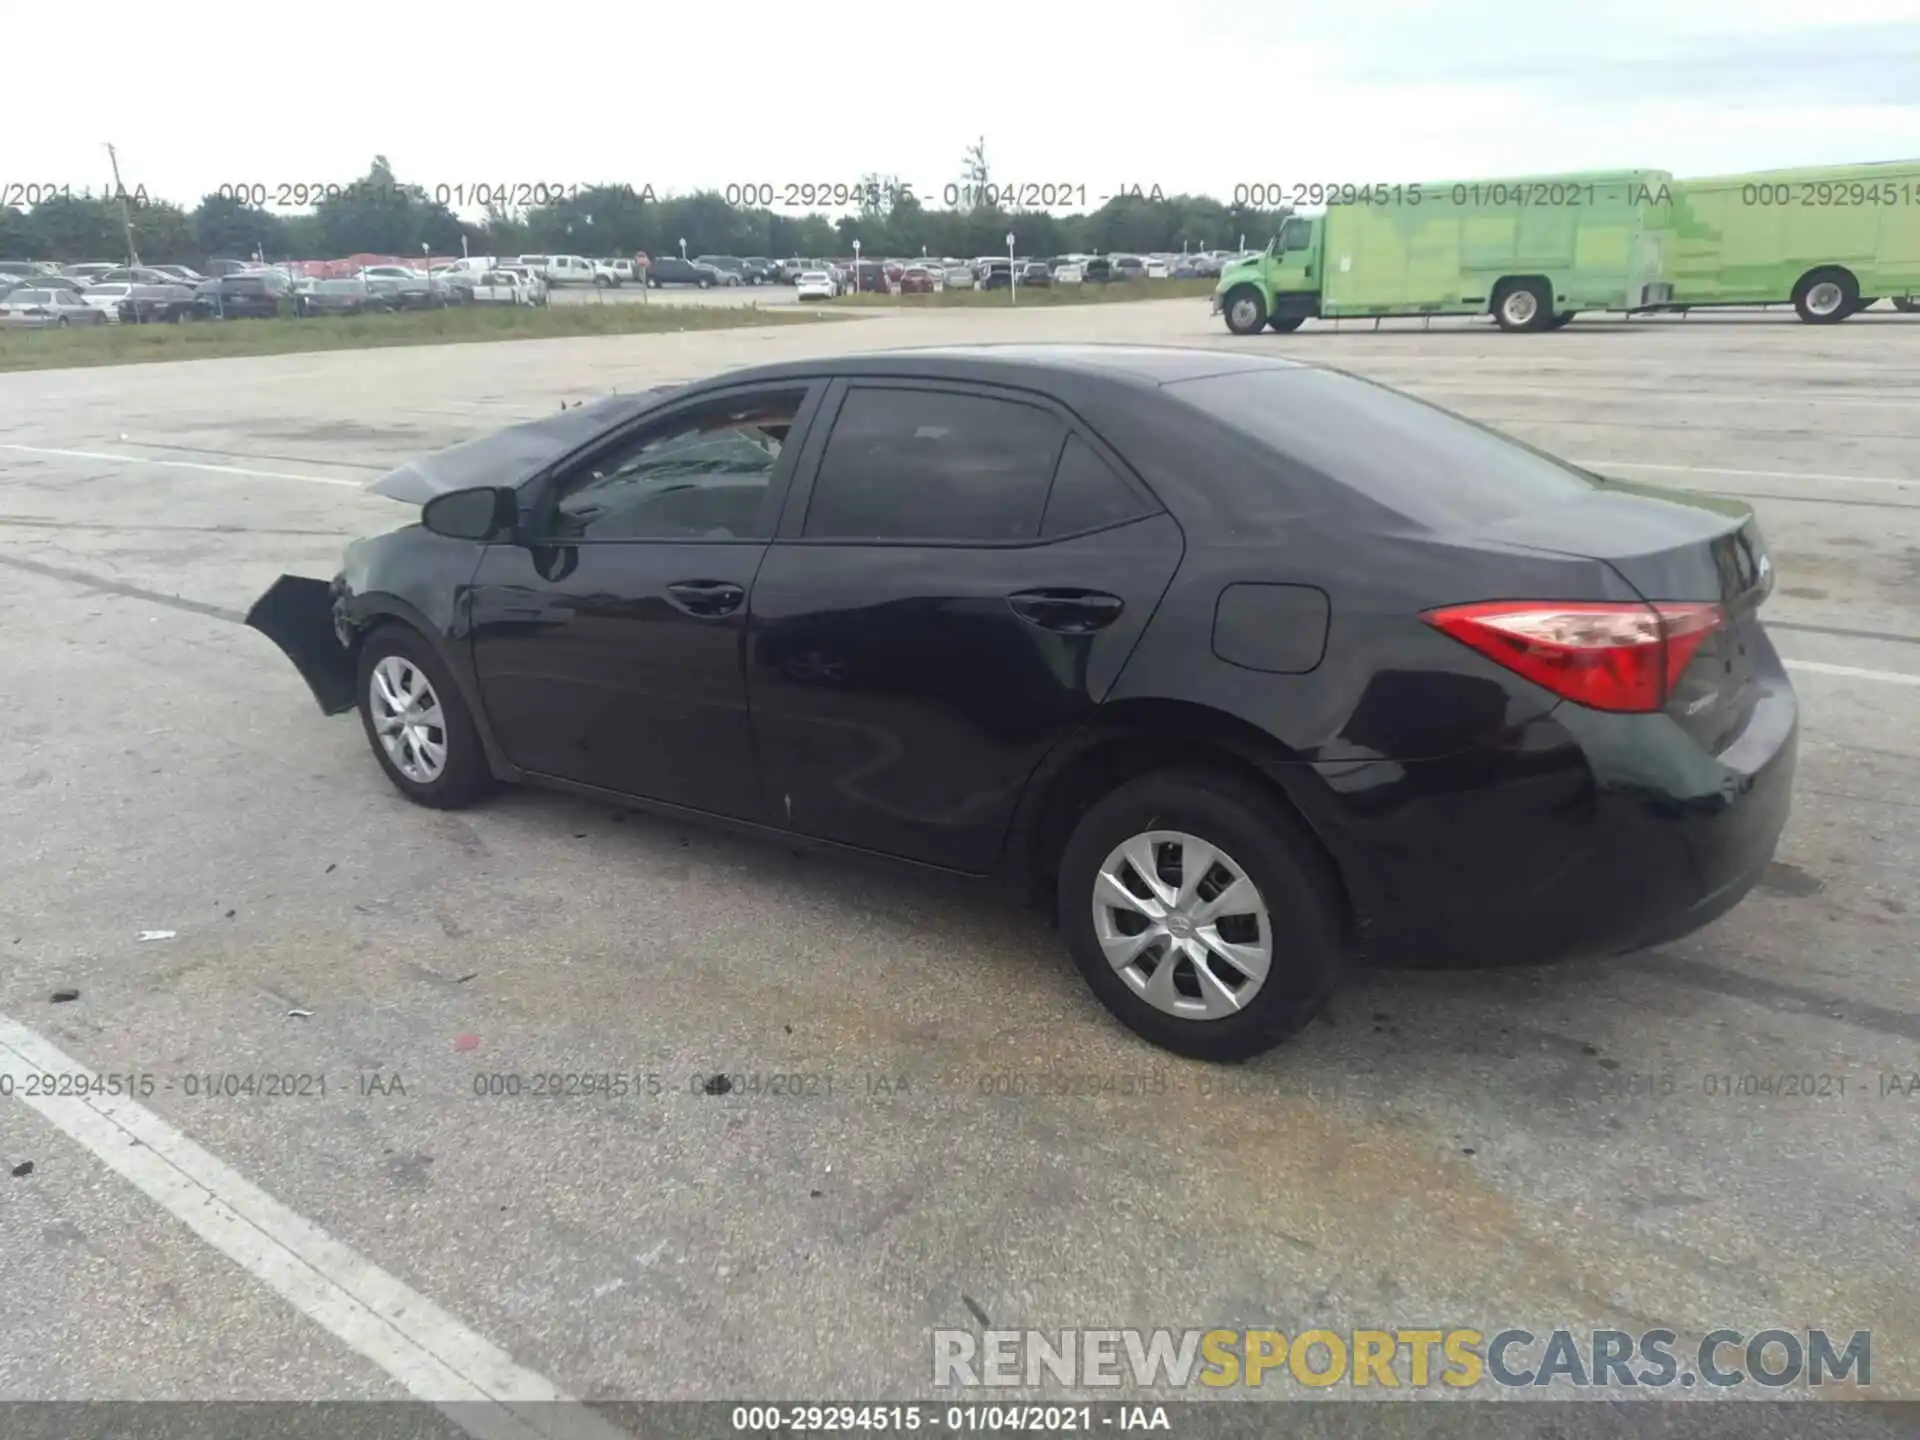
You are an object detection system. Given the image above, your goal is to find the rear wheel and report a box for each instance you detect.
[1267,314,1305,333]
[1793,268,1858,323]
[1223,285,1266,336]
[356,627,491,810]
[1492,280,1550,332]
[1057,771,1346,1061]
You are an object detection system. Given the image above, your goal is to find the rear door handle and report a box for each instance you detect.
[1007,588,1125,634]
[665,579,745,617]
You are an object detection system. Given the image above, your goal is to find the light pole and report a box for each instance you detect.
[852,238,861,293]
[678,237,687,261]
[1006,231,1015,306]
[104,142,139,266]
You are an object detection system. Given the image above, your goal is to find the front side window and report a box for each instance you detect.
[803,387,1065,543]
[544,389,807,542]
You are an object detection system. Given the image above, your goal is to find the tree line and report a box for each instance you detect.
[0,156,1292,265]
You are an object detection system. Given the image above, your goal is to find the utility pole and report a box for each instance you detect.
[104,143,139,266]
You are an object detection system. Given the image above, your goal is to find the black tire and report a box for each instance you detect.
[1222,284,1266,336]
[698,278,712,289]
[55,316,70,329]
[1792,268,1858,323]
[647,276,660,290]
[1492,279,1551,332]
[1056,770,1346,1061]
[1266,314,1305,332]
[355,626,491,810]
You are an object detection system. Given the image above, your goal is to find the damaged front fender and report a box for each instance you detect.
[245,573,358,715]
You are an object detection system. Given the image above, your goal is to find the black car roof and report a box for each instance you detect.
[709,344,1313,391]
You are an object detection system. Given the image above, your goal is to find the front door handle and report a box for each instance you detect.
[1007,588,1125,634]
[666,579,745,617]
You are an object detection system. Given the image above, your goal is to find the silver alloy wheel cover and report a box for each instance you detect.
[1502,289,1538,325]
[1092,829,1273,1020]
[370,655,448,784]
[1806,281,1844,316]
[1229,296,1260,329]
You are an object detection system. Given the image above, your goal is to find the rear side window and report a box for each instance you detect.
[1042,436,1151,537]
[1165,368,1597,527]
[804,387,1065,542]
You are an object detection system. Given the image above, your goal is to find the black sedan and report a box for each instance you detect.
[644,257,716,288]
[297,279,395,317]
[195,273,293,319]
[117,283,201,324]
[246,346,1796,1061]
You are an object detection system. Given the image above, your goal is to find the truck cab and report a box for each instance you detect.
[1214,216,1322,334]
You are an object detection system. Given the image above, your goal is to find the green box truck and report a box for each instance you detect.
[1661,160,1920,321]
[1213,170,1676,335]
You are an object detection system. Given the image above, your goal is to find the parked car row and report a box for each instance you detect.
[770,251,1224,298]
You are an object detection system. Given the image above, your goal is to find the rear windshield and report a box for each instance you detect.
[1165,368,1597,527]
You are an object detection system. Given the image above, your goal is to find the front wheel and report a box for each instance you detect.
[356,627,492,809]
[1057,771,1346,1061]
[1222,286,1266,336]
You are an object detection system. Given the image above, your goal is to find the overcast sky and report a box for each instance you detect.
[6,0,1917,215]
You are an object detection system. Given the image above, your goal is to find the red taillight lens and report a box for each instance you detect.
[1423,600,1724,712]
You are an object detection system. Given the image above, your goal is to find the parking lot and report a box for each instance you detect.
[1,302,1916,1423]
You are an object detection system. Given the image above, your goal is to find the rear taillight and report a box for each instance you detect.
[1423,600,1724,712]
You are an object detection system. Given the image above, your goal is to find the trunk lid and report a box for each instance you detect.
[1478,480,1774,750]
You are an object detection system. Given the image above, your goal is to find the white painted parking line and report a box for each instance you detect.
[0,1014,633,1440]
[1577,459,1917,488]
[1783,659,1920,688]
[0,443,366,488]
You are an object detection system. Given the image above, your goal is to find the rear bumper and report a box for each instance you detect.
[244,573,357,714]
[1296,673,1799,969]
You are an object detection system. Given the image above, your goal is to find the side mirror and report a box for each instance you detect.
[422,485,518,542]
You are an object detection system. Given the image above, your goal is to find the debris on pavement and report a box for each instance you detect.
[51,989,80,1004]
[10,1161,33,1178]
[287,1008,313,1020]
[137,930,176,942]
